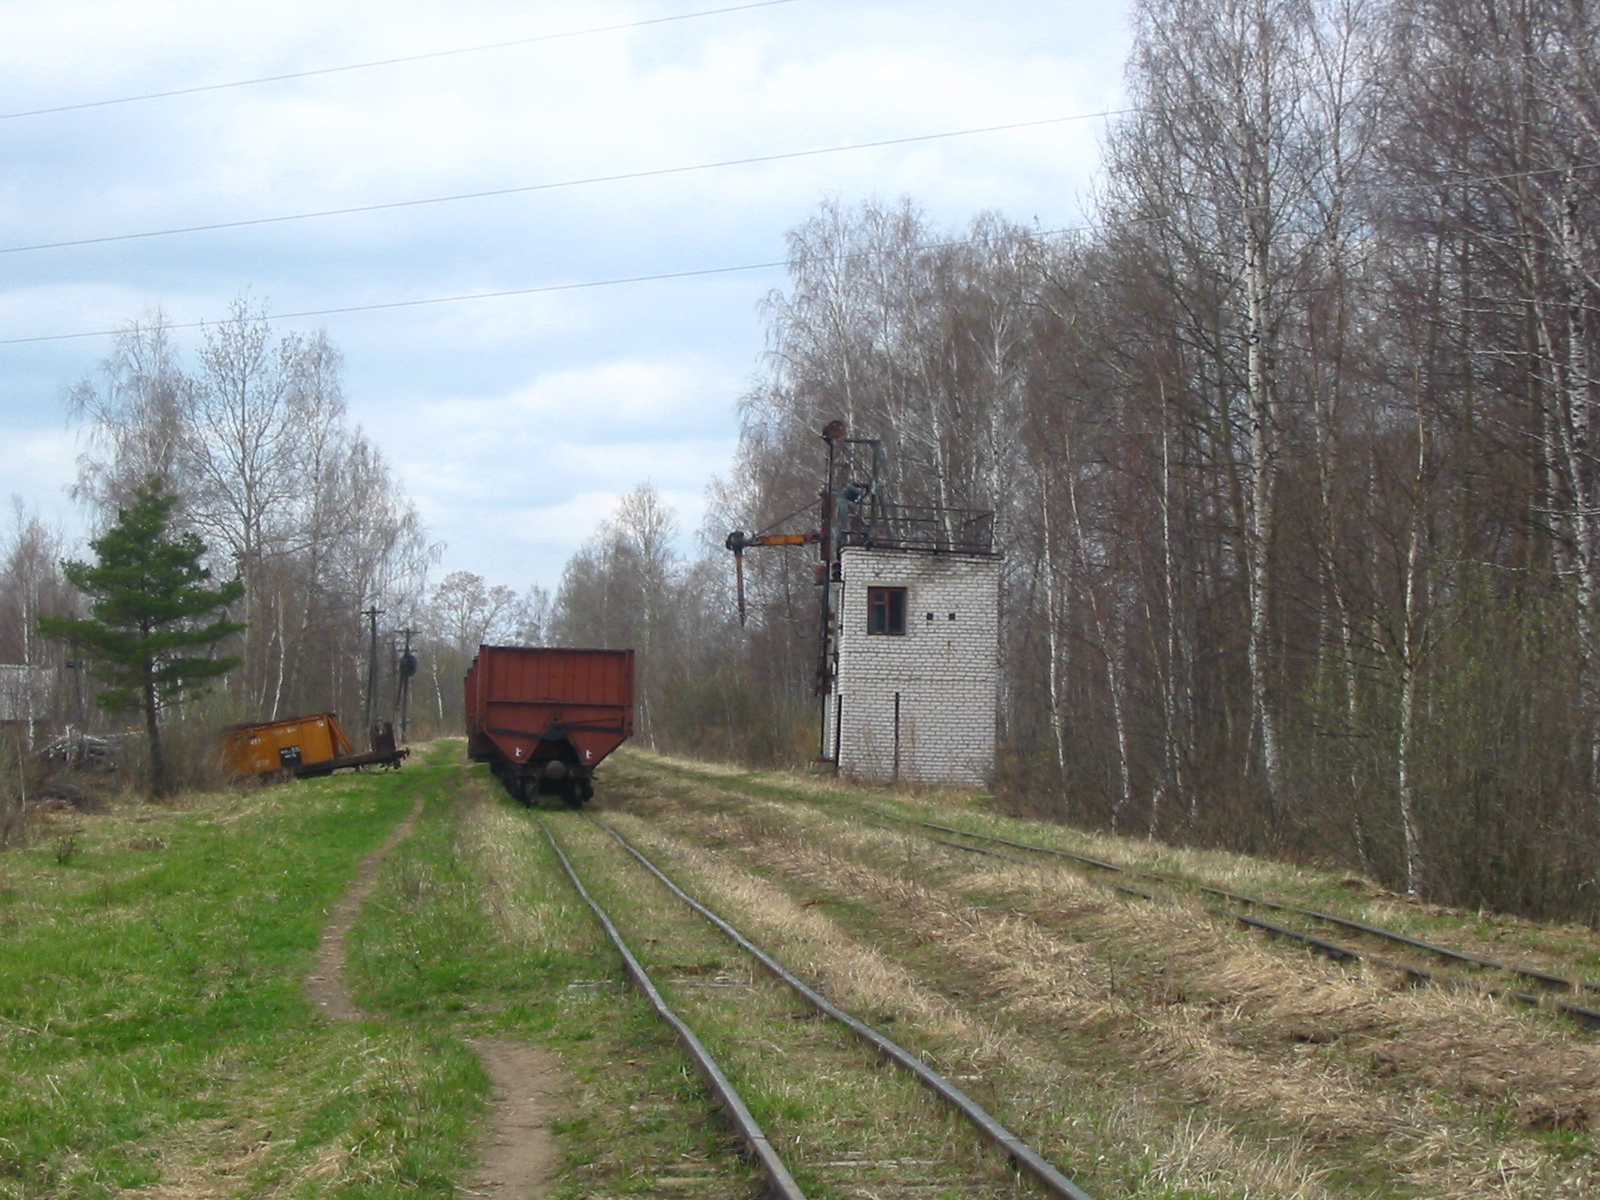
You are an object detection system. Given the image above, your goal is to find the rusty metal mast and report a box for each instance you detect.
[724,420,884,757]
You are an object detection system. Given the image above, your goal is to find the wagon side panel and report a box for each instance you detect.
[469,645,634,772]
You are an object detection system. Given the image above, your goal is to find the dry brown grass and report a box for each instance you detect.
[602,807,1339,1200]
[456,774,582,955]
[631,747,1600,984]
[605,759,1600,1199]
[115,1113,276,1199]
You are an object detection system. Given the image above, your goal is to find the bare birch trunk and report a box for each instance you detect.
[1245,196,1285,822]
[1559,168,1600,798]
[1397,396,1429,897]
[270,600,286,719]
[1041,492,1070,785]
[1154,407,1186,836]
[1065,458,1134,831]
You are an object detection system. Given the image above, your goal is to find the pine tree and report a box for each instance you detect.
[40,481,244,797]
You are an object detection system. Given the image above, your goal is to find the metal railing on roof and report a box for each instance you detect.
[839,503,995,555]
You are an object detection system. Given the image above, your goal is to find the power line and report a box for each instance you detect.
[0,225,1097,347]
[0,113,1127,256]
[0,1,802,122]
[8,142,1591,347]
[1394,159,1600,193]
[5,93,1581,260]
[2,112,1578,262]
[0,263,791,345]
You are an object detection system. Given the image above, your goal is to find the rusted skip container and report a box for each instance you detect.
[223,713,409,779]
[465,645,634,806]
[222,713,354,777]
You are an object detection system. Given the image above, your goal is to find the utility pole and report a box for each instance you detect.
[66,646,86,751]
[362,606,383,741]
[394,628,417,741]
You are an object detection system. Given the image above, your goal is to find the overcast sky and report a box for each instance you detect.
[0,0,1130,595]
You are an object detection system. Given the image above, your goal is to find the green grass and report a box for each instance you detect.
[0,756,468,1199]
[344,755,760,1198]
[0,744,801,1198]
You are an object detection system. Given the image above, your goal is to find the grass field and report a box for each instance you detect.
[8,741,1600,1198]
[0,754,466,1199]
[0,745,763,1199]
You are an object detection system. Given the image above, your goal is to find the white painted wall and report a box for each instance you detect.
[825,547,999,787]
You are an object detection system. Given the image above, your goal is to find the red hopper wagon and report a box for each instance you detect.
[465,644,634,806]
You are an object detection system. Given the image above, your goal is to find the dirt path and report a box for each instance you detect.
[305,787,565,1199]
[304,794,426,1020]
[459,1039,564,1200]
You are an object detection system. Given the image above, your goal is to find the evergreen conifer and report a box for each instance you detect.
[40,481,244,797]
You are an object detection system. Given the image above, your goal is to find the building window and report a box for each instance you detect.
[867,586,907,635]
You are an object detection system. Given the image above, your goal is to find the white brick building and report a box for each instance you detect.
[823,547,999,787]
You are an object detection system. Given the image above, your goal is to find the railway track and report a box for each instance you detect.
[538,813,1096,1200]
[592,757,1600,1196]
[633,756,1600,1029]
[857,805,1600,1030]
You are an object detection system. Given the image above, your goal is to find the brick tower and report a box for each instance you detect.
[822,546,999,786]
[726,421,1001,790]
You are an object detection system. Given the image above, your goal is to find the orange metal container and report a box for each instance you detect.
[222,713,354,777]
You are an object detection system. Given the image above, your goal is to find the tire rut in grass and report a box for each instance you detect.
[307,783,567,1199]
[305,793,426,1021]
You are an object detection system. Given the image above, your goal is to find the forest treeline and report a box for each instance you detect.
[7,0,1599,918]
[0,299,552,789]
[552,0,1600,920]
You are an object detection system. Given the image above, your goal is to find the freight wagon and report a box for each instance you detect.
[465,644,634,806]
[222,713,408,779]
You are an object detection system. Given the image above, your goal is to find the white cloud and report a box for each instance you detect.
[0,425,83,538]
[0,0,1131,594]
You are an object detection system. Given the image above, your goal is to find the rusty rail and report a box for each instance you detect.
[592,818,1098,1200]
[537,819,807,1200]
[863,808,1600,1030]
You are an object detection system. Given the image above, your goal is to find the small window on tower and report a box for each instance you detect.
[867,587,907,635]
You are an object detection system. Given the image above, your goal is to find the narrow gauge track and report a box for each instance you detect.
[537,818,804,1200]
[538,814,1096,1200]
[860,806,1600,1030]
